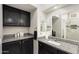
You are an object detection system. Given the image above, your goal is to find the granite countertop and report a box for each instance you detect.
[49,36,79,45]
[38,37,79,54]
[2,34,34,43]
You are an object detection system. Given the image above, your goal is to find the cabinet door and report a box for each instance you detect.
[39,42,50,54]
[3,5,30,27]
[18,11,30,27]
[2,41,21,54]
[39,42,57,54]
[3,5,19,26]
[21,38,33,54]
[39,42,69,54]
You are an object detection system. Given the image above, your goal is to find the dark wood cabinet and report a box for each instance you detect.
[3,5,30,27]
[38,42,69,54]
[18,11,30,27]
[2,40,21,54]
[3,5,19,26]
[21,38,33,54]
[2,38,33,54]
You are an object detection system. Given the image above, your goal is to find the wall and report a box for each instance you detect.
[29,9,37,34]
[0,4,2,53]
[3,27,29,35]
[31,4,49,37]
[37,9,47,37]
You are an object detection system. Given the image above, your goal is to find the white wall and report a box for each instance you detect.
[33,4,53,38]
[3,27,29,35]
[0,4,2,54]
[37,9,47,37]
[29,9,37,34]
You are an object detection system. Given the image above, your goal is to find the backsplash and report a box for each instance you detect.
[3,26,29,35]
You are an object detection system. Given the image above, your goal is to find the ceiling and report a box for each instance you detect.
[6,4,37,12]
[33,4,56,11]
[32,4,68,13]
[6,4,68,13]
[44,4,68,13]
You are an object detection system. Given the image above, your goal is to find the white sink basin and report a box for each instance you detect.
[48,40,61,46]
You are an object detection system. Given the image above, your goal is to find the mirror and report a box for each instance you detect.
[52,16,61,38]
[45,5,79,42]
[66,11,79,41]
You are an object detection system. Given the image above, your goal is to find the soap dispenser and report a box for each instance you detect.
[34,27,37,40]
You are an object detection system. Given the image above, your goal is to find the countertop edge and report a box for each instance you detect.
[2,36,34,43]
